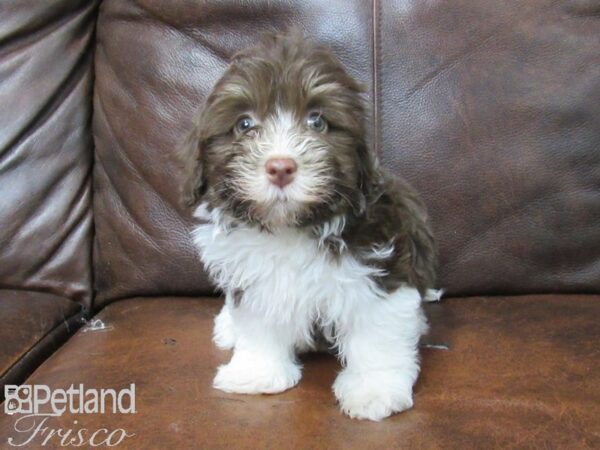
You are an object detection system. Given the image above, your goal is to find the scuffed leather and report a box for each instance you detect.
[0,290,82,391]
[0,296,596,449]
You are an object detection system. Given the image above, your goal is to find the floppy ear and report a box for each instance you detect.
[178,126,206,208]
[355,138,381,209]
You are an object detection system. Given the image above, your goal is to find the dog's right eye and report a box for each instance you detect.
[235,116,255,134]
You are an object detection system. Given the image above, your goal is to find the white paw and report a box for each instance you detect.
[213,354,301,394]
[333,370,414,421]
[213,307,236,350]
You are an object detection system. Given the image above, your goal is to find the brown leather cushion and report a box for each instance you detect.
[1,295,597,448]
[92,0,600,307]
[0,0,97,306]
[378,0,600,296]
[0,290,83,391]
[91,0,374,306]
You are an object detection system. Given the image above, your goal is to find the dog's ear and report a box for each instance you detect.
[355,138,381,212]
[178,125,206,208]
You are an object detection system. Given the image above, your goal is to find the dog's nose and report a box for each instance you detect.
[265,158,297,188]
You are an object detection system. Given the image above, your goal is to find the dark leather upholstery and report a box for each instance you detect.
[1,0,599,447]
[0,0,97,390]
[378,0,600,296]
[0,290,83,391]
[0,0,97,307]
[0,296,597,449]
[92,0,600,307]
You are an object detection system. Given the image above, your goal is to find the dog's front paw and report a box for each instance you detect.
[333,370,414,421]
[213,306,236,350]
[213,354,301,394]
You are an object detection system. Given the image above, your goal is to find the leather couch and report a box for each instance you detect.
[1,0,599,448]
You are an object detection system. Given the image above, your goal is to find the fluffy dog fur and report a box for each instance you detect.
[180,31,437,421]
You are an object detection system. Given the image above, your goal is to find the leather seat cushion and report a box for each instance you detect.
[1,295,598,448]
[0,290,83,390]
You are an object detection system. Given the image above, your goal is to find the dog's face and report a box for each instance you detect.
[182,32,377,229]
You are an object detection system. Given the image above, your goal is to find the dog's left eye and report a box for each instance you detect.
[306,113,327,132]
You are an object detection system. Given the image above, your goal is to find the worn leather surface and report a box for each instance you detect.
[92,0,375,306]
[377,0,600,296]
[1,296,597,449]
[0,290,82,393]
[92,0,600,306]
[0,0,97,307]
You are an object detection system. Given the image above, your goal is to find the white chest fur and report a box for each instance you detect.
[192,217,387,326]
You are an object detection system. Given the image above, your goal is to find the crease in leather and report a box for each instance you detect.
[92,106,184,258]
[133,4,233,62]
[92,89,183,258]
[0,7,97,163]
[0,287,87,309]
[0,306,80,379]
[94,152,170,259]
[24,206,93,285]
[0,0,96,59]
[401,1,555,100]
[404,33,496,99]
[371,0,380,155]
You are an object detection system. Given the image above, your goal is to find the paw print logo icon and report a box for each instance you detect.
[4,385,32,415]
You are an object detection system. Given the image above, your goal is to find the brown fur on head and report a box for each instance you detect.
[180,31,378,229]
[181,31,436,294]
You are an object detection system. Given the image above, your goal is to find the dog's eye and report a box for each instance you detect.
[306,113,327,132]
[235,116,255,134]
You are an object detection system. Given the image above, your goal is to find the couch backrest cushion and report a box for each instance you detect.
[92,0,375,305]
[378,0,600,295]
[0,0,97,307]
[92,0,600,306]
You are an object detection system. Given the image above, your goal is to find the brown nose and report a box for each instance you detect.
[265,158,297,188]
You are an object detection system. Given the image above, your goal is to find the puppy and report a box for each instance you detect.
[181,31,437,421]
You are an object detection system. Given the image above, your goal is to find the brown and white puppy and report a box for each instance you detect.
[181,31,437,421]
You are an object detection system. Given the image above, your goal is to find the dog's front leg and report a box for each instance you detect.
[213,305,301,395]
[212,292,238,350]
[333,286,428,421]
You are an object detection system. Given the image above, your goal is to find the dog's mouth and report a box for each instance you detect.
[251,199,303,228]
[268,183,296,201]
[243,178,318,228]
[274,189,292,201]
